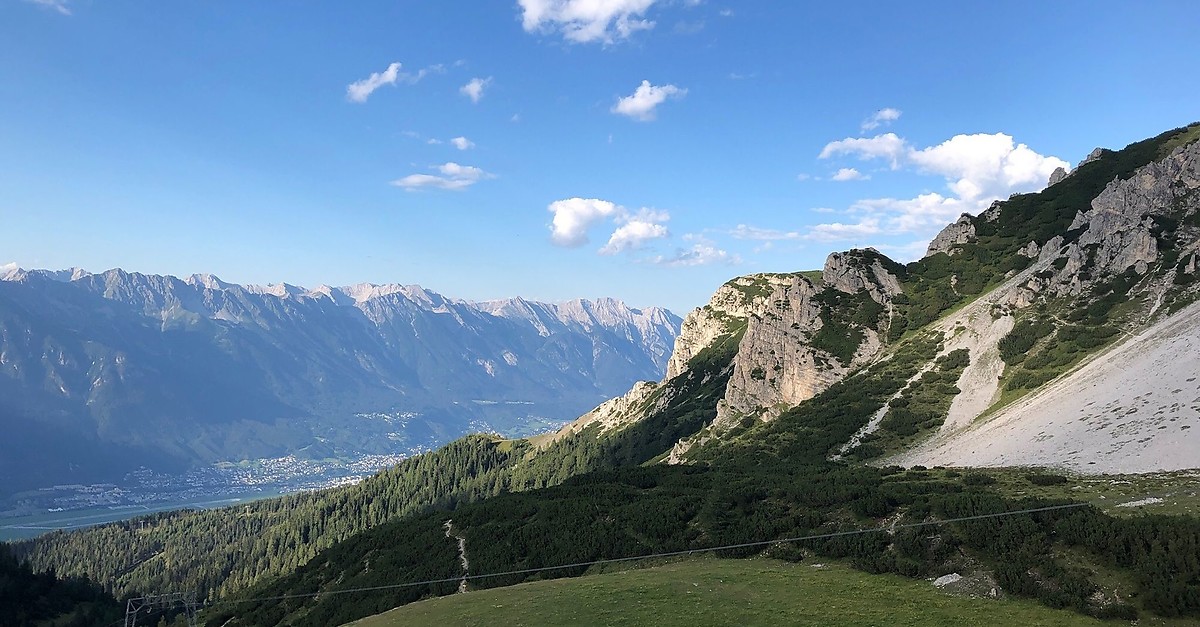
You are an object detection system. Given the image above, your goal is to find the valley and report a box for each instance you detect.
[4,5,1200,624]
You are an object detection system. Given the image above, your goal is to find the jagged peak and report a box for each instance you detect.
[822,248,904,302]
[185,273,231,290]
[245,282,308,299]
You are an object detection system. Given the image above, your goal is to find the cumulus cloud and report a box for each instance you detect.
[908,133,1067,201]
[460,77,493,103]
[346,62,440,103]
[861,107,901,132]
[819,133,908,168]
[810,129,1069,248]
[450,136,475,150]
[24,0,70,15]
[652,236,739,267]
[391,162,494,191]
[547,198,670,254]
[600,219,670,254]
[831,167,868,182]
[547,198,623,247]
[612,80,686,121]
[518,0,658,44]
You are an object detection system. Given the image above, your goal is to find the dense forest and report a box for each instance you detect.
[10,322,743,602]
[0,543,122,626]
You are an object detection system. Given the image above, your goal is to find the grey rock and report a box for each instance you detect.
[823,249,904,303]
[925,214,977,257]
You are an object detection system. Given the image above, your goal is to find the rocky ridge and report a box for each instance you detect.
[560,249,904,454]
[555,122,1200,475]
[0,268,681,493]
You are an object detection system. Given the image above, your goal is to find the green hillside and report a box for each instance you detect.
[346,559,1110,627]
[13,122,1200,627]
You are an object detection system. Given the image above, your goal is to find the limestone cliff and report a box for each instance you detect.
[1004,138,1200,307]
[925,215,977,257]
[555,250,904,451]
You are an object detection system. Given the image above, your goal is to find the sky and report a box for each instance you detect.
[1,1,1198,313]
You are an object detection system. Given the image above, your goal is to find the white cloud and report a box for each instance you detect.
[652,236,739,267]
[450,136,475,150]
[795,173,812,181]
[861,107,901,132]
[908,133,1067,201]
[547,198,623,247]
[819,133,908,168]
[808,129,1068,248]
[518,0,658,44]
[806,218,883,242]
[731,218,880,243]
[600,220,670,254]
[612,80,686,121]
[730,224,801,241]
[426,138,443,145]
[831,167,868,182]
[546,198,670,254]
[460,77,493,103]
[347,62,432,103]
[391,162,494,191]
[25,0,70,15]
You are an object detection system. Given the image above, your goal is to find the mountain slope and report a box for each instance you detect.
[889,296,1200,472]
[16,122,1200,625]
[0,268,680,493]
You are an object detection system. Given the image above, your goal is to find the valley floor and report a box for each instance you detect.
[344,558,1114,627]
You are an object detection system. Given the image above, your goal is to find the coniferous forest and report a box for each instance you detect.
[7,124,1200,626]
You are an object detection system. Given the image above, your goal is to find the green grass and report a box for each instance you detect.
[346,558,1111,627]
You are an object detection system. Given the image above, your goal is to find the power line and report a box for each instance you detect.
[202,501,1088,611]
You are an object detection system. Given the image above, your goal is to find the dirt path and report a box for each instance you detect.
[443,520,469,593]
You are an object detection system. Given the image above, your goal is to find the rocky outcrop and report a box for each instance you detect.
[925,215,977,257]
[1048,166,1069,187]
[718,276,838,425]
[666,275,791,379]
[1079,147,1106,168]
[543,380,664,445]
[823,249,904,303]
[1006,140,1200,306]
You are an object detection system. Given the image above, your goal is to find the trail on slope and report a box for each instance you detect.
[889,299,1200,473]
[443,520,469,594]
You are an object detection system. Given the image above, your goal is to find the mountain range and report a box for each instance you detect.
[0,267,680,495]
[9,122,1200,625]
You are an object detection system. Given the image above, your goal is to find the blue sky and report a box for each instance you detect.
[2,1,1197,313]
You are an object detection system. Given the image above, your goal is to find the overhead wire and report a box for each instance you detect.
[200,501,1089,612]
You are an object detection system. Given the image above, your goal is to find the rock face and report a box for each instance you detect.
[665,278,764,379]
[822,249,904,302]
[717,275,831,425]
[586,250,908,462]
[1048,166,1069,187]
[925,215,977,257]
[543,380,665,445]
